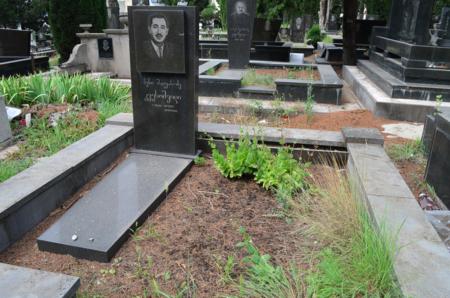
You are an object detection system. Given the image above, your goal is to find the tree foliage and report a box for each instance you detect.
[78,0,107,32]
[48,0,80,62]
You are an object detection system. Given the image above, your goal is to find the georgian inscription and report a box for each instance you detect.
[229,27,250,42]
[142,76,184,113]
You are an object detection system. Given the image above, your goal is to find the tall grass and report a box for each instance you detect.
[0,73,130,107]
[292,164,401,297]
[242,69,275,88]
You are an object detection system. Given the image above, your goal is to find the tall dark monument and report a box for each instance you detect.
[129,6,198,155]
[37,6,199,262]
[291,16,305,43]
[387,0,434,44]
[360,0,450,102]
[227,0,256,69]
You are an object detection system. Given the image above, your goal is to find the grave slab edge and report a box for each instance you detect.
[346,142,450,298]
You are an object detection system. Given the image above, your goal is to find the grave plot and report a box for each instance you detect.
[199,60,342,104]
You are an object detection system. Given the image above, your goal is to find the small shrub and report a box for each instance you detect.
[194,156,207,166]
[209,133,310,205]
[306,24,325,48]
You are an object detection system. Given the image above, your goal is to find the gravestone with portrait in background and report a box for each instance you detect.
[98,38,114,59]
[37,6,199,262]
[227,0,256,69]
[291,16,305,43]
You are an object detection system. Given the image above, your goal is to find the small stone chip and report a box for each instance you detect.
[71,234,78,241]
[89,238,95,242]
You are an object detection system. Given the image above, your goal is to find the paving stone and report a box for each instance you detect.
[425,210,450,250]
[0,263,80,298]
[37,153,193,262]
[341,127,384,145]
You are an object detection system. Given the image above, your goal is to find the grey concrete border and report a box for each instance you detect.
[343,65,450,122]
[106,113,346,148]
[198,59,343,103]
[0,124,133,252]
[345,130,450,297]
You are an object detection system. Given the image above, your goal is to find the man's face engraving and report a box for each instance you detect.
[149,17,169,44]
[235,1,247,15]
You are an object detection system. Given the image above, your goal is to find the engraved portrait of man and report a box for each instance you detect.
[232,1,249,17]
[146,14,173,60]
[295,17,303,30]
[133,10,186,74]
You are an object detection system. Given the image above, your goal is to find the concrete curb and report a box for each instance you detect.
[346,135,450,297]
[0,125,133,252]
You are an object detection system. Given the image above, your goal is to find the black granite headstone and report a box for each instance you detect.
[387,0,434,44]
[107,0,121,29]
[304,15,313,32]
[437,7,450,47]
[326,15,338,31]
[425,110,450,207]
[0,29,31,56]
[227,0,256,69]
[291,17,305,43]
[98,38,114,59]
[129,6,198,155]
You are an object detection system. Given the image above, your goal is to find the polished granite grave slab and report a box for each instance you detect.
[37,152,193,262]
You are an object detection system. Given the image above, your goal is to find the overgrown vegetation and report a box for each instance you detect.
[306,24,325,48]
[231,227,303,298]
[304,84,314,124]
[0,74,130,107]
[242,69,275,88]
[210,134,310,207]
[0,74,131,182]
[209,142,400,297]
[386,139,425,163]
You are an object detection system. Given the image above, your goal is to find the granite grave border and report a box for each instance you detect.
[199,59,343,104]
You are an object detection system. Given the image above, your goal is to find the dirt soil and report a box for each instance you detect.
[0,158,321,297]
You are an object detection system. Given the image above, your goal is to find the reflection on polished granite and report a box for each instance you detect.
[37,152,193,262]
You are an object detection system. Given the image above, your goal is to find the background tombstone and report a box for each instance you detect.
[129,6,198,156]
[387,0,434,44]
[98,38,114,59]
[291,16,305,43]
[303,14,313,32]
[227,0,256,69]
[0,96,12,148]
[107,0,121,29]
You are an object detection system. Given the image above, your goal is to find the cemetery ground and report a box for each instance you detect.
[0,73,434,297]
[0,149,401,297]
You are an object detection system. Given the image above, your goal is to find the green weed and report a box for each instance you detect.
[242,69,275,88]
[209,134,310,206]
[193,156,207,166]
[304,84,314,125]
[229,227,303,298]
[386,139,425,163]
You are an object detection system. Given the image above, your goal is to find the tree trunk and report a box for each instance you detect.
[325,0,333,30]
[319,0,327,30]
[343,0,358,65]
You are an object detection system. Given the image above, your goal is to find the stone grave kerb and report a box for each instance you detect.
[128,6,198,156]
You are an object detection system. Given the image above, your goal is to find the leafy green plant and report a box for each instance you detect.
[200,4,217,22]
[248,100,264,117]
[231,227,303,298]
[194,156,207,166]
[209,133,310,205]
[306,24,325,48]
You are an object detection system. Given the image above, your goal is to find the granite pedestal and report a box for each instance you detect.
[0,96,12,148]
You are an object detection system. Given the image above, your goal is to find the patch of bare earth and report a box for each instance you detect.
[0,159,317,297]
